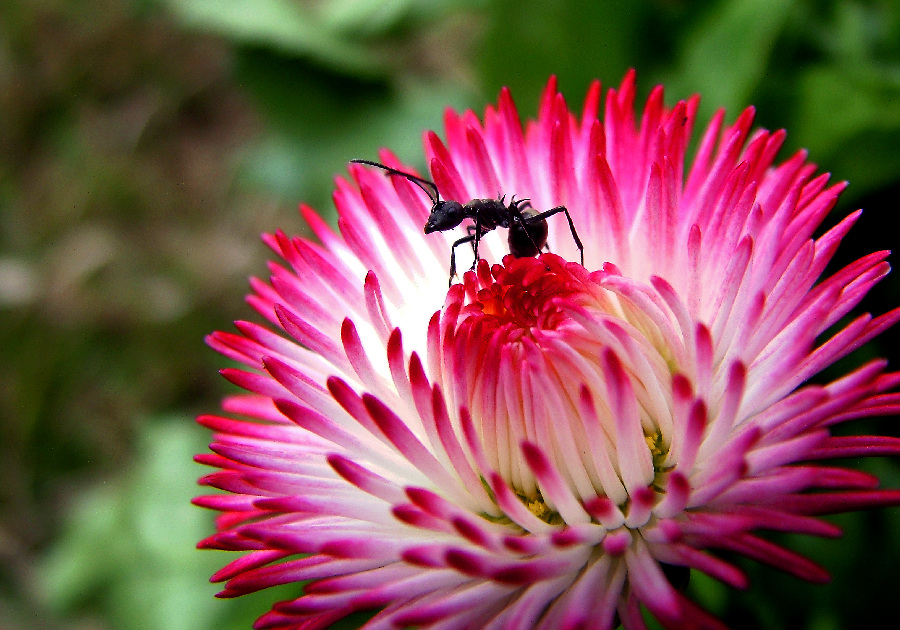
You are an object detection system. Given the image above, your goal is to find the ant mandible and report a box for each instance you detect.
[351,159,584,286]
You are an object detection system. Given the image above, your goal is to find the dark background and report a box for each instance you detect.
[2,0,900,628]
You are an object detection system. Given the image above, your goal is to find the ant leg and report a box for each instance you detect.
[472,214,483,270]
[463,225,480,269]
[449,233,477,286]
[525,206,584,266]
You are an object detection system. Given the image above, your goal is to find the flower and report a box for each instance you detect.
[195,71,900,629]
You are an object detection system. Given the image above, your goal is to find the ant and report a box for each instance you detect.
[351,159,584,285]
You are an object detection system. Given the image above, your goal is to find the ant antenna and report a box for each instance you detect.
[351,159,440,205]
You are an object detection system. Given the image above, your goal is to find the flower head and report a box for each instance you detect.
[196,72,900,629]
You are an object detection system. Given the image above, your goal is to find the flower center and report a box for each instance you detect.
[459,254,584,334]
[442,254,669,510]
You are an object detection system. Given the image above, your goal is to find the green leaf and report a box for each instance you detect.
[665,0,796,116]
[233,50,475,212]
[160,0,389,76]
[37,416,298,630]
[315,0,414,37]
[476,0,647,110]
[791,65,900,193]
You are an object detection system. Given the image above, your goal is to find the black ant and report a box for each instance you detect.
[351,159,584,285]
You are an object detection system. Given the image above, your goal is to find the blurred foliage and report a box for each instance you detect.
[1,0,900,628]
[31,417,299,630]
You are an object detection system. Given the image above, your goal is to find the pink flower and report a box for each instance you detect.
[196,72,900,629]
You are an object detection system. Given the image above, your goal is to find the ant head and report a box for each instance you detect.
[424,201,465,234]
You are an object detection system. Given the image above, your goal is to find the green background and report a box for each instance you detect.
[2,0,900,628]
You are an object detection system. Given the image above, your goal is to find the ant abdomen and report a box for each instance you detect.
[508,209,549,258]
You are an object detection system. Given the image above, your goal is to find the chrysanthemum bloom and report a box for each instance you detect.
[196,72,900,629]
